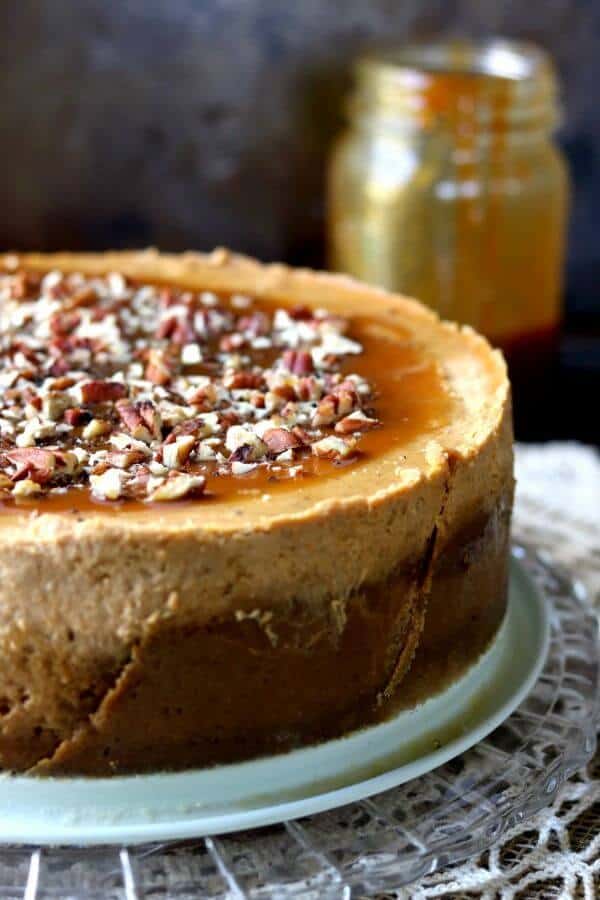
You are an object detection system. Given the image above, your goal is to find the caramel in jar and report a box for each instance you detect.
[328,40,569,375]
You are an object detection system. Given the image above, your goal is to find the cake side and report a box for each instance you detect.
[32,505,510,775]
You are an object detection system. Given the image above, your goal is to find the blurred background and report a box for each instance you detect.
[1,1,598,443]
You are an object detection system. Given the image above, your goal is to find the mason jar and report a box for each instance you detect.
[327,40,570,360]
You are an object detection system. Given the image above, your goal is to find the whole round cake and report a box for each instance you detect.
[0,249,513,775]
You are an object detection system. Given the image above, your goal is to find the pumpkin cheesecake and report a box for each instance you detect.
[0,249,513,775]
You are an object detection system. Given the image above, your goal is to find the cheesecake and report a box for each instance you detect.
[0,249,513,775]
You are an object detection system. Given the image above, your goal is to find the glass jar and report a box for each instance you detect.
[328,40,570,355]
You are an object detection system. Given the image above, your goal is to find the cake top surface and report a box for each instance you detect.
[0,267,384,506]
[0,249,509,532]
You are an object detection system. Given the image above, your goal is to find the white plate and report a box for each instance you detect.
[0,558,549,845]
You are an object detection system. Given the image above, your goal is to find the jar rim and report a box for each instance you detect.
[357,38,555,86]
[351,38,560,132]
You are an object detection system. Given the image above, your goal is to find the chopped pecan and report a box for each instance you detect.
[231,460,258,475]
[250,390,265,409]
[282,349,313,375]
[6,447,56,483]
[262,428,301,455]
[225,425,267,460]
[335,412,381,434]
[223,370,264,391]
[54,450,81,474]
[288,305,313,321]
[105,450,148,469]
[297,376,322,401]
[147,472,206,502]
[219,333,246,352]
[188,383,218,409]
[145,349,172,385]
[48,376,76,391]
[162,435,196,469]
[163,416,212,444]
[320,314,349,334]
[291,425,312,445]
[12,478,42,497]
[42,392,70,421]
[156,315,195,344]
[312,385,358,427]
[159,287,180,308]
[311,436,357,460]
[238,312,270,336]
[156,316,178,340]
[89,467,127,500]
[116,402,153,443]
[312,394,338,427]
[138,400,162,439]
[64,286,98,310]
[48,358,71,377]
[64,407,88,426]
[80,380,127,404]
[82,418,112,440]
[8,271,42,301]
[230,444,256,463]
[50,311,81,336]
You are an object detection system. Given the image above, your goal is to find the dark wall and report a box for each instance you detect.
[1,1,598,313]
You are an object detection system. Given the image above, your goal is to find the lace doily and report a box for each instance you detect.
[399,442,600,900]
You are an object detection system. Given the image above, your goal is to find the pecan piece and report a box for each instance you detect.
[282,349,314,375]
[50,311,81,336]
[312,394,337,427]
[8,271,42,301]
[49,358,71,377]
[105,450,148,470]
[80,380,127,404]
[147,472,206,502]
[224,370,264,390]
[262,428,301,455]
[187,382,218,409]
[64,407,88,426]
[311,436,357,460]
[138,401,162,440]
[156,315,195,344]
[312,386,358,427]
[64,286,98,310]
[219,333,246,352]
[162,435,196,469]
[12,478,43,497]
[156,316,178,340]
[82,418,112,440]
[116,402,153,443]
[6,447,56,484]
[145,349,172,386]
[270,383,296,402]
[296,376,322,401]
[48,376,76,391]
[288,305,313,321]
[225,425,267,460]
[237,312,270,336]
[335,412,381,434]
[89,468,128,500]
[291,426,312,445]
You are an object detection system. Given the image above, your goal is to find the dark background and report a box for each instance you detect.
[1,1,598,440]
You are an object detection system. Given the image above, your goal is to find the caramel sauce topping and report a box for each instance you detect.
[0,269,455,515]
